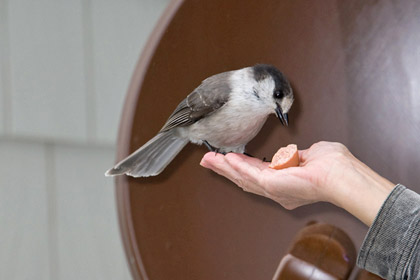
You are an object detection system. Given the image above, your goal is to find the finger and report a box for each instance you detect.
[225,153,264,178]
[298,149,309,163]
[201,152,270,170]
[227,154,300,198]
[227,153,314,197]
[200,152,221,169]
[200,152,246,184]
[223,153,273,193]
[228,153,271,171]
[201,153,266,195]
[200,152,236,177]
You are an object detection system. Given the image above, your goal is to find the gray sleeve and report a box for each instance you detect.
[357,184,420,279]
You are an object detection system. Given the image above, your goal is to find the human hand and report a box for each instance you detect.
[200,141,395,226]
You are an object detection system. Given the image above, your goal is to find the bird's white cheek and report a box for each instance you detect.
[281,97,294,113]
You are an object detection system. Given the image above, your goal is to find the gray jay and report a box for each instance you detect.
[106,64,294,177]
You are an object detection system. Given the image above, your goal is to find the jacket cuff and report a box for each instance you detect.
[357,184,420,279]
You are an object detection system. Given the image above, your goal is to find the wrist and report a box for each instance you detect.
[326,157,395,226]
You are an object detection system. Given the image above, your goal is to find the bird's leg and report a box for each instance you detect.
[203,140,226,155]
[203,140,216,151]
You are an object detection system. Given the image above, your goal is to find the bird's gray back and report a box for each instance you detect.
[160,71,232,132]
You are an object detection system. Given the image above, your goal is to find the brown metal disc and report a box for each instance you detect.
[114,1,420,279]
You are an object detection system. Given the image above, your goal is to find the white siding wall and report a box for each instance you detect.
[0,60,4,133]
[92,0,169,144]
[0,0,10,134]
[0,141,50,280]
[8,0,88,141]
[0,0,170,279]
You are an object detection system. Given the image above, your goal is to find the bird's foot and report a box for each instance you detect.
[203,140,226,155]
[243,152,271,163]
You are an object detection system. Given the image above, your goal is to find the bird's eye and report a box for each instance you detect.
[274,90,284,99]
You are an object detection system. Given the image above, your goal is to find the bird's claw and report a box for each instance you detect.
[243,153,270,162]
[203,140,226,155]
[262,157,271,163]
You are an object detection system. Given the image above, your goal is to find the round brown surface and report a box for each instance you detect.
[115,1,420,279]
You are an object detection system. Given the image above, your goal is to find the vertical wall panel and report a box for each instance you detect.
[2,1,170,279]
[92,0,170,144]
[54,145,130,280]
[0,0,9,134]
[0,60,4,134]
[0,141,50,280]
[8,0,87,142]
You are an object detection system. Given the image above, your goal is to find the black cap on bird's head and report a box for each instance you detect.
[253,64,293,126]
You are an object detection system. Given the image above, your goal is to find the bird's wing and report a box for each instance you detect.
[160,72,231,132]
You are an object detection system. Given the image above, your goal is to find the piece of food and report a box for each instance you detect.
[269,144,300,170]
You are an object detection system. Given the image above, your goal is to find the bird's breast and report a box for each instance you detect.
[184,100,271,152]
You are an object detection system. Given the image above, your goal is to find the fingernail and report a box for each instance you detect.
[200,158,209,168]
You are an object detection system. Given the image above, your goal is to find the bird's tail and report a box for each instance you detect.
[105,130,188,177]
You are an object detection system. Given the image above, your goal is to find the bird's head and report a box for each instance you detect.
[252,64,294,126]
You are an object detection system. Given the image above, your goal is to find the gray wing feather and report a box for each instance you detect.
[160,71,231,132]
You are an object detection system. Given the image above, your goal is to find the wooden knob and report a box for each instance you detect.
[273,222,356,280]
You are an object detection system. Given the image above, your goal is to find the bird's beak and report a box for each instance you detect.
[275,103,289,126]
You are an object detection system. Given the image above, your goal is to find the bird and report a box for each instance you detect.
[105,64,294,177]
